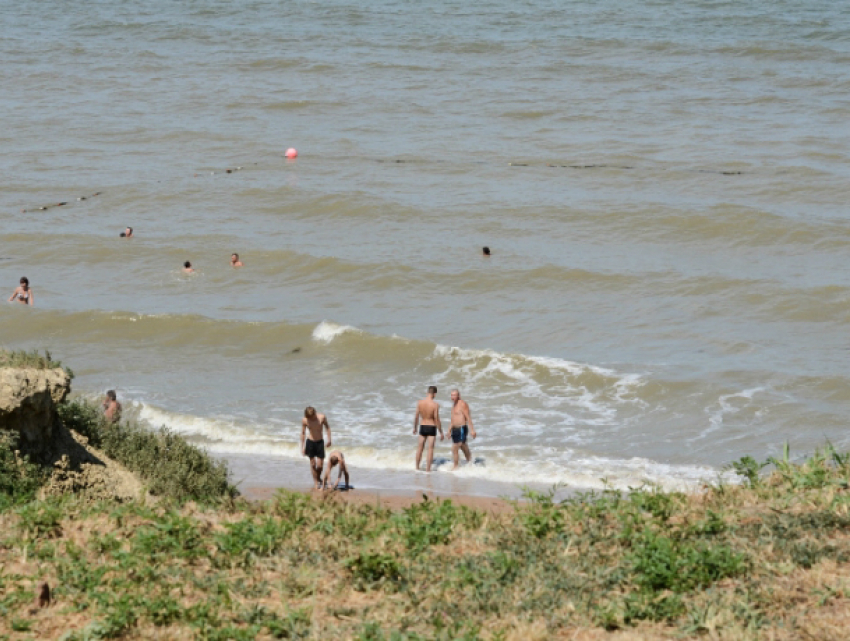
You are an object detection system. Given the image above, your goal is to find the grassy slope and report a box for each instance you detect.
[2,446,850,639]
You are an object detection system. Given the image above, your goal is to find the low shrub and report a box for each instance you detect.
[0,432,48,509]
[59,399,237,504]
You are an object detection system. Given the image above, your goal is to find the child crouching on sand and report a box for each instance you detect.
[322,451,350,490]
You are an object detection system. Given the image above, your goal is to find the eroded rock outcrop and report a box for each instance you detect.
[0,367,71,456]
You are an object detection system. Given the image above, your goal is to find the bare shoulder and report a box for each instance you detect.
[319,413,328,423]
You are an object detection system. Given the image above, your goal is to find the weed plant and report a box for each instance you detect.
[6,401,850,638]
[57,399,237,503]
[0,348,73,377]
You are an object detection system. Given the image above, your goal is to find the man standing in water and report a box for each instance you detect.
[102,390,122,424]
[449,389,476,470]
[301,407,332,489]
[413,385,443,472]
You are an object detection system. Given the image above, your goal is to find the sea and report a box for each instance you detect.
[3,0,850,498]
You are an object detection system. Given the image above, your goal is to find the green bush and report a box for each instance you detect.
[59,399,237,504]
[0,432,48,509]
[0,349,73,377]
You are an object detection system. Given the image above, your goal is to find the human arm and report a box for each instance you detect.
[323,415,332,448]
[8,288,18,302]
[464,402,476,439]
[435,404,444,441]
[300,419,307,455]
[413,405,420,435]
[340,462,349,489]
[28,290,33,306]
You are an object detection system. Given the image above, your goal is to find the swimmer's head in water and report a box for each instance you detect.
[428,385,438,395]
[20,277,28,286]
[231,253,239,260]
[482,246,491,256]
[304,406,316,418]
[184,261,191,268]
[126,227,133,235]
[119,232,126,237]
[106,390,117,401]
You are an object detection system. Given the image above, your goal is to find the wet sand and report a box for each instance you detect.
[226,452,574,512]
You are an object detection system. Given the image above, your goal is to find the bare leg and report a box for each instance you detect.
[310,458,323,489]
[415,435,426,470]
[426,436,436,472]
[461,443,472,463]
[451,443,460,470]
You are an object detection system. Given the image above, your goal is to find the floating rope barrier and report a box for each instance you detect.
[21,192,102,213]
[193,163,259,177]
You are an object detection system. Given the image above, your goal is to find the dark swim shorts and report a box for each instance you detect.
[304,438,325,459]
[451,425,468,444]
[419,425,437,438]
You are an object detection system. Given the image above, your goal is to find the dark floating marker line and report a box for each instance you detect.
[194,166,246,177]
[21,191,102,213]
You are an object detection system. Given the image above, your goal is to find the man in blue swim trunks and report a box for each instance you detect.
[413,386,444,472]
[449,389,477,471]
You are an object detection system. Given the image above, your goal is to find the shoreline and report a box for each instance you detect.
[224,451,575,510]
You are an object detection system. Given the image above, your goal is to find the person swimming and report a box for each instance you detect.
[120,227,133,238]
[230,253,244,267]
[482,246,491,256]
[8,277,33,306]
[183,261,195,273]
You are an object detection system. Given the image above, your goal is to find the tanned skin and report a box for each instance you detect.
[413,386,443,472]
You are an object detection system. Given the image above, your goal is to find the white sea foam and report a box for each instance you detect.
[132,400,725,492]
[311,320,361,343]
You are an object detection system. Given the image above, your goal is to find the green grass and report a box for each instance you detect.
[57,398,238,504]
[3,450,850,638]
[0,349,73,378]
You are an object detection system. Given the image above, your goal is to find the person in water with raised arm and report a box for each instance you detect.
[413,385,444,472]
[301,406,332,489]
[102,390,122,424]
[8,277,33,306]
[449,389,477,470]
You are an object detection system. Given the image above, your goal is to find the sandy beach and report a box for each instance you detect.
[226,452,570,513]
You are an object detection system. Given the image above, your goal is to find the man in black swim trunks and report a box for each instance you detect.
[413,385,444,472]
[301,406,332,489]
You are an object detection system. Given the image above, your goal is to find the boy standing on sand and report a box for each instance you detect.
[449,389,476,470]
[302,407,332,489]
[413,386,444,472]
[322,450,350,490]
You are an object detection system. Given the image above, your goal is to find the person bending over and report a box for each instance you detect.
[322,450,350,490]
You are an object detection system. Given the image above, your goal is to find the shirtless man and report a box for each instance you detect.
[413,385,444,472]
[301,407,332,489]
[102,390,122,424]
[322,450,350,490]
[230,253,244,268]
[183,261,195,273]
[449,389,477,470]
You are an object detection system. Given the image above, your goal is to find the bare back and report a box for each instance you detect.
[417,398,439,424]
